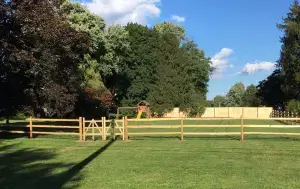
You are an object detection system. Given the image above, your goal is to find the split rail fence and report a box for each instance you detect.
[1,116,300,141]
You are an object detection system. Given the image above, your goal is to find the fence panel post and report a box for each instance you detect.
[180,118,184,141]
[29,116,33,139]
[79,117,82,141]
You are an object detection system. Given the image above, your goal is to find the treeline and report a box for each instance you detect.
[210,0,300,114]
[209,83,261,107]
[0,0,212,120]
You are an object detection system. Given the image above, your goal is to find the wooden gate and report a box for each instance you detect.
[105,117,125,140]
[82,117,125,141]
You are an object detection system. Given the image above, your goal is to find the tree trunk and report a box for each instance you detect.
[5,117,9,124]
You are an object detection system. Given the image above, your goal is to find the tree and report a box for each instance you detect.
[257,69,285,108]
[179,40,212,116]
[286,99,300,114]
[0,0,90,118]
[225,82,245,107]
[242,84,261,107]
[61,1,130,117]
[213,95,227,107]
[277,0,300,101]
[154,21,186,41]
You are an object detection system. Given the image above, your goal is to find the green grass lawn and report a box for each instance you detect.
[1,137,300,189]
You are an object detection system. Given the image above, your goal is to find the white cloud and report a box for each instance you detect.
[171,15,185,22]
[241,61,276,75]
[210,48,234,79]
[82,0,161,25]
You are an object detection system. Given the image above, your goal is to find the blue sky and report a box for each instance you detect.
[156,0,293,99]
[79,0,293,100]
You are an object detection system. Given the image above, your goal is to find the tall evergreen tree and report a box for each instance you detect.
[277,0,300,101]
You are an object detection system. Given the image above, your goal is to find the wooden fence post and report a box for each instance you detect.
[122,117,125,141]
[92,119,95,141]
[29,116,33,139]
[241,109,244,142]
[79,117,82,141]
[125,116,128,140]
[83,117,86,141]
[180,118,184,141]
[102,117,106,141]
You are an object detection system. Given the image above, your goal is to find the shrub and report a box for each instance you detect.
[286,100,300,114]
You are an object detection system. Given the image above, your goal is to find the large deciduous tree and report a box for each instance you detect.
[61,1,130,117]
[225,82,245,107]
[213,95,227,107]
[242,84,261,107]
[0,0,90,118]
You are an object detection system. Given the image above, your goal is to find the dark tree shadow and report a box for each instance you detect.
[0,139,115,189]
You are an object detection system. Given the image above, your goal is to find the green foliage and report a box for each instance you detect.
[286,99,300,114]
[277,0,300,102]
[0,0,90,118]
[225,82,245,107]
[213,95,227,107]
[257,69,285,108]
[242,85,261,107]
[257,1,300,109]
[154,21,186,40]
[0,0,211,118]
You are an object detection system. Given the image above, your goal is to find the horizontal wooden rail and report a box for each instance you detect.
[32,125,78,129]
[244,132,300,136]
[183,117,240,120]
[250,118,300,121]
[244,125,300,128]
[184,132,240,135]
[81,120,102,123]
[128,132,181,135]
[127,126,181,129]
[0,130,28,134]
[183,125,240,128]
[127,117,240,122]
[0,124,29,127]
[28,118,78,122]
[128,118,181,121]
[31,131,78,135]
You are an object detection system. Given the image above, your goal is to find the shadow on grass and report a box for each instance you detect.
[0,139,115,189]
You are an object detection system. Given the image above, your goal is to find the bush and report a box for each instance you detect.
[286,100,300,114]
[11,112,27,120]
